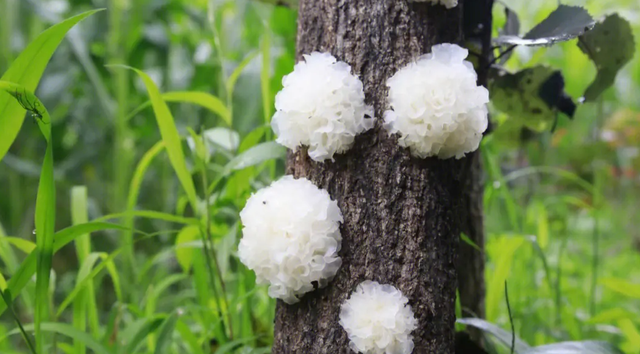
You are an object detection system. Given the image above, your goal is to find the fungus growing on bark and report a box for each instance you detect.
[271,52,374,162]
[238,176,343,304]
[339,281,417,354]
[384,43,489,159]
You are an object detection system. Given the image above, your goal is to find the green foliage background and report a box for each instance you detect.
[0,0,638,352]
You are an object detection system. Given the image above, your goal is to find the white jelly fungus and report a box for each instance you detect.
[339,281,417,354]
[238,175,343,304]
[384,43,489,159]
[410,0,458,9]
[271,52,374,162]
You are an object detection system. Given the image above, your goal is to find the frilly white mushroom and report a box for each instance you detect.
[238,175,343,304]
[339,281,417,354]
[271,52,374,162]
[384,43,489,159]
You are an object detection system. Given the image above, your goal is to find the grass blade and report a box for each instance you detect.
[112,66,198,212]
[0,82,55,352]
[0,9,103,160]
[0,222,130,316]
[71,186,98,353]
[0,323,112,354]
[124,141,165,275]
[126,91,232,125]
[0,289,36,354]
[153,313,179,354]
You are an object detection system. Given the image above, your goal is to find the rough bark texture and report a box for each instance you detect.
[273,1,472,353]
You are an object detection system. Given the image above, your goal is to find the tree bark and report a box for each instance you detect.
[457,0,494,330]
[273,1,470,353]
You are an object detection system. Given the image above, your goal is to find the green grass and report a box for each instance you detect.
[0,0,639,352]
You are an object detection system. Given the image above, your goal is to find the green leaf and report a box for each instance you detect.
[145,275,186,350]
[0,222,130,316]
[227,51,259,98]
[485,235,526,321]
[1,323,112,354]
[460,233,482,252]
[494,5,594,46]
[0,237,36,254]
[0,9,103,160]
[224,141,285,174]
[523,341,623,354]
[114,66,198,212]
[175,320,205,354]
[124,141,165,271]
[94,210,200,226]
[578,14,635,102]
[0,288,37,354]
[56,252,121,319]
[153,313,179,354]
[491,66,569,131]
[70,185,98,353]
[176,226,201,273]
[601,278,640,299]
[124,317,164,353]
[457,318,530,352]
[0,82,55,352]
[126,91,231,125]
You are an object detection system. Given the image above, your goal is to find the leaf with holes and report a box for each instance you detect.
[490,66,575,132]
[494,5,594,46]
[578,14,635,102]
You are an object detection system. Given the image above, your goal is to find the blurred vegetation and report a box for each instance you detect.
[0,0,638,353]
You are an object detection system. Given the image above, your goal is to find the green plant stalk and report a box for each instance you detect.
[589,98,605,317]
[108,0,135,279]
[199,156,233,341]
[70,186,99,354]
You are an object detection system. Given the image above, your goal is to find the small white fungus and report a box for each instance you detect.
[384,43,489,159]
[339,281,417,354]
[271,52,374,162]
[238,175,343,304]
[410,0,458,9]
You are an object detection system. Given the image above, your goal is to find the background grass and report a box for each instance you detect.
[0,0,639,352]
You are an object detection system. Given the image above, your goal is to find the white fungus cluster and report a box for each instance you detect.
[238,176,343,304]
[410,0,458,9]
[384,43,489,159]
[339,281,417,354]
[271,52,374,162]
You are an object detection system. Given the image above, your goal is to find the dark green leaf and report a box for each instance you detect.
[578,14,635,102]
[494,5,594,46]
[491,66,572,131]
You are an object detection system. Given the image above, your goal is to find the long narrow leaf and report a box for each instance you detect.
[0,9,103,160]
[111,66,198,211]
[0,222,130,316]
[0,82,55,352]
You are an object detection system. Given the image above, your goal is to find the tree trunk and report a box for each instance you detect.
[457,0,494,331]
[273,1,471,353]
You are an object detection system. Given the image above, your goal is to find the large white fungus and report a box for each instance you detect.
[384,43,489,159]
[339,281,417,354]
[410,0,458,9]
[271,52,374,162]
[238,175,343,304]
